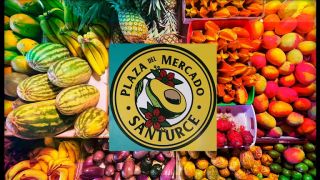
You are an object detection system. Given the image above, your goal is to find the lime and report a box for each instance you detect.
[303,159,314,168]
[274,144,286,153]
[303,174,314,180]
[279,175,290,180]
[306,153,316,161]
[308,168,316,177]
[282,168,292,177]
[292,171,303,180]
[295,163,309,173]
[270,163,283,174]
[268,150,281,159]
[283,162,294,170]
[303,143,315,152]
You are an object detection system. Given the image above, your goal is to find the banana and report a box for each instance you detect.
[87,42,105,73]
[47,17,66,45]
[51,0,64,11]
[5,160,31,180]
[90,38,109,68]
[47,159,55,175]
[85,31,99,40]
[62,31,84,57]
[79,36,103,75]
[45,8,64,22]
[104,35,111,48]
[39,0,56,11]
[89,25,107,43]
[63,1,74,30]
[28,147,43,159]
[37,147,59,160]
[38,160,49,174]
[31,162,42,170]
[64,141,80,161]
[61,35,79,56]
[58,142,69,159]
[39,15,60,44]
[13,169,48,180]
[50,158,74,173]
[67,164,76,180]
[36,154,53,164]
[52,167,69,180]
[62,142,76,163]
[92,19,111,35]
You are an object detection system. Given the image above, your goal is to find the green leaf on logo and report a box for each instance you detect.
[173,78,183,85]
[151,69,160,77]
[147,102,154,112]
[135,79,144,100]
[160,121,171,127]
[139,107,148,115]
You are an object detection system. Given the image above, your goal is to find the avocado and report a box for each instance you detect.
[146,79,186,118]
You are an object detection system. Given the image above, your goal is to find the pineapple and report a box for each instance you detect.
[107,0,148,43]
[157,33,180,44]
[111,24,128,43]
[165,0,177,9]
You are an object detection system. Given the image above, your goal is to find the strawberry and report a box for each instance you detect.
[227,130,243,148]
[217,117,232,132]
[217,131,227,147]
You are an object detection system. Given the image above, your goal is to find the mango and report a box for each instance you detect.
[257,128,265,137]
[261,65,279,80]
[310,49,316,67]
[17,38,39,55]
[294,98,312,111]
[306,129,316,142]
[5,30,22,51]
[302,4,316,18]
[280,123,295,136]
[286,112,304,126]
[254,74,267,95]
[292,83,316,97]
[263,31,276,36]
[265,0,282,15]
[268,101,293,118]
[278,0,311,19]
[298,41,316,55]
[253,93,269,113]
[275,87,298,103]
[267,127,283,138]
[306,29,316,41]
[279,33,303,52]
[278,61,295,76]
[287,49,303,64]
[297,118,316,135]
[250,52,266,70]
[275,17,297,35]
[294,62,316,85]
[307,103,316,120]
[266,48,286,66]
[263,14,280,31]
[295,14,315,34]
[262,34,281,49]
[279,73,295,87]
[256,111,276,129]
[251,20,264,40]
[284,147,305,164]
[264,81,278,99]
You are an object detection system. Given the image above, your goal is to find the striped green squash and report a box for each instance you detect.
[74,107,108,138]
[48,57,92,87]
[5,100,75,139]
[26,43,70,72]
[17,74,62,102]
[55,84,100,115]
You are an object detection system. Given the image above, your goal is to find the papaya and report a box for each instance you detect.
[11,56,34,74]
[5,0,23,16]
[9,14,41,39]
[5,16,10,30]
[15,0,43,16]
[17,38,39,55]
[4,50,19,65]
[5,30,22,51]
[5,72,29,98]
[4,100,14,117]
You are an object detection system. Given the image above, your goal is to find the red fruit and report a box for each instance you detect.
[264,81,279,98]
[227,130,243,148]
[241,130,253,145]
[217,131,227,147]
[297,118,316,135]
[257,128,265,138]
[217,118,232,132]
[283,147,305,164]
[306,129,316,141]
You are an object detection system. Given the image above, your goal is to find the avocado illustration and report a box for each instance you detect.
[146,79,187,119]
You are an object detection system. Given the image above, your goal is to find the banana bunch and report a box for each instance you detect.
[39,8,65,44]
[62,0,80,31]
[78,32,109,76]
[5,141,80,180]
[89,20,111,48]
[39,0,64,11]
[59,29,84,58]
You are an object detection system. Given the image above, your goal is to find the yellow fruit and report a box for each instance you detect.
[184,161,196,178]
[196,159,209,170]
[5,160,31,180]
[17,38,38,55]
[5,30,22,51]
[13,169,48,180]
[4,99,13,117]
[11,55,33,74]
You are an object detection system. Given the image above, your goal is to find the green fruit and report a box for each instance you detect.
[74,107,108,138]
[257,173,263,179]
[308,168,316,177]
[5,16,10,30]
[292,171,303,180]
[275,157,282,163]
[270,163,283,174]
[294,145,303,150]
[268,150,281,159]
[5,50,19,65]
[303,143,315,152]
[26,43,70,72]
[146,78,187,118]
[194,169,204,180]
[295,163,309,173]
[55,84,100,115]
[14,0,43,16]
[282,168,292,177]
[306,153,316,161]
[5,0,23,16]
[5,30,22,51]
[11,55,33,74]
[17,74,62,102]
[5,72,29,97]
[5,100,75,139]
[283,162,294,170]
[274,144,286,152]
[303,174,314,180]
[9,14,41,39]
[206,165,218,180]
[303,159,314,168]
[279,175,290,180]
[47,57,92,87]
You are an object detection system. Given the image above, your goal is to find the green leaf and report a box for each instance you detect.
[135,79,144,100]
[147,102,154,112]
[139,107,148,114]
[151,69,160,77]
[160,121,171,127]
[173,78,183,85]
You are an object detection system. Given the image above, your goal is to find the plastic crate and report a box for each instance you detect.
[182,0,265,24]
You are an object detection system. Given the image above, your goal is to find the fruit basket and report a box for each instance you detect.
[182,0,265,24]
[217,105,257,148]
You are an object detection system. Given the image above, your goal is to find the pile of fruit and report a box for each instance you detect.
[80,139,176,179]
[185,0,263,18]
[5,139,81,180]
[178,142,316,179]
